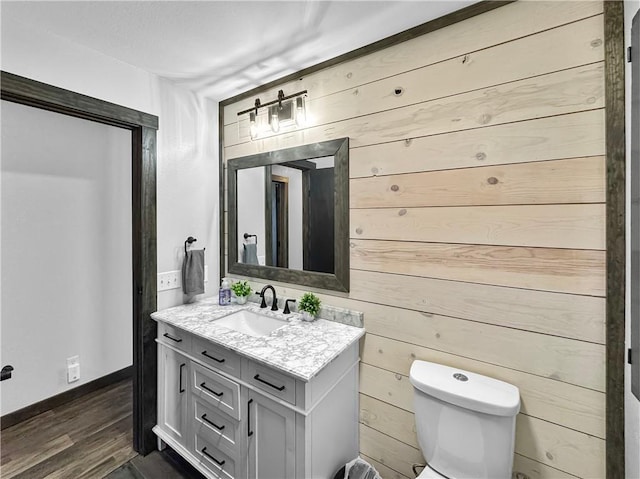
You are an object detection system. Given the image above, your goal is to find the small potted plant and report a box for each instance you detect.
[298,292,321,321]
[231,280,252,305]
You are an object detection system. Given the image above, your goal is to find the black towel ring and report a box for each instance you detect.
[244,233,258,246]
[184,236,205,255]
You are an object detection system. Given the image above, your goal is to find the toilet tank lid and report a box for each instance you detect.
[409,361,520,417]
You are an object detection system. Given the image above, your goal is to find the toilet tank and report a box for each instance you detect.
[409,361,520,479]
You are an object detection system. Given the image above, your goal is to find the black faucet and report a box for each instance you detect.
[283,299,296,315]
[259,285,278,311]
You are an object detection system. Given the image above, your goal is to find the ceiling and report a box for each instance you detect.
[1,1,477,101]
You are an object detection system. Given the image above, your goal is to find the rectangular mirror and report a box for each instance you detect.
[226,138,349,292]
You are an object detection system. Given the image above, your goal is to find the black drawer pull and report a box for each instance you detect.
[247,398,254,437]
[200,382,224,397]
[202,351,226,363]
[201,447,225,466]
[202,414,225,430]
[179,363,186,393]
[163,332,182,343]
[253,374,285,391]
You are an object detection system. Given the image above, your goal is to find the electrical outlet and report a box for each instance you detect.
[158,267,207,292]
[158,270,181,292]
[168,271,179,289]
[67,356,80,383]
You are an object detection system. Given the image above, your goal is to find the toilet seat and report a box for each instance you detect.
[417,465,448,479]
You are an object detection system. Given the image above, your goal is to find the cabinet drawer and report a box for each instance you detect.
[158,322,192,353]
[193,398,240,459]
[192,362,241,420]
[195,432,238,479]
[193,336,241,377]
[244,361,296,405]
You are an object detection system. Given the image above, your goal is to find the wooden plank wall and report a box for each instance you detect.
[221,2,607,478]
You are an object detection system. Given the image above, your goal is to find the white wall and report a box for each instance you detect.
[1,100,132,414]
[154,77,219,310]
[0,18,158,116]
[0,16,219,411]
[626,1,640,478]
[1,17,219,311]
[237,167,266,264]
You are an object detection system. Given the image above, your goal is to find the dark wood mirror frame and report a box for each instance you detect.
[226,137,350,292]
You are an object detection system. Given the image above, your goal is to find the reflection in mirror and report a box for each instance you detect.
[237,166,266,265]
[226,138,349,292]
[237,157,335,274]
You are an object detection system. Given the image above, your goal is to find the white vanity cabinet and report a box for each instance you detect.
[157,324,191,449]
[153,320,360,479]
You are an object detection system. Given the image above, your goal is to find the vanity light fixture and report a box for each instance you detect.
[237,89,307,140]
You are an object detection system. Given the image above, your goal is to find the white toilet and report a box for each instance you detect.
[409,360,520,479]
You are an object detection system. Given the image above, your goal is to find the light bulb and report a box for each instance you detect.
[249,111,258,140]
[270,106,280,133]
[295,96,306,126]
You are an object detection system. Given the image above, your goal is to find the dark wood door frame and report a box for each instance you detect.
[271,174,289,268]
[1,71,159,455]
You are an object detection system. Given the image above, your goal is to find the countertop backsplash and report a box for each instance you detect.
[244,293,364,328]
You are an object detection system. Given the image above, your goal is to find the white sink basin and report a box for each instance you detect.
[214,309,287,337]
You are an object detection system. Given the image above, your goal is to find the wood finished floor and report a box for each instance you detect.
[1,379,137,478]
[1,378,205,479]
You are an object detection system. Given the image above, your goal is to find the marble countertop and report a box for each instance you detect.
[151,297,364,382]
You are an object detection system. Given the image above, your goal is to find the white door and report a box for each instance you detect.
[159,345,189,446]
[247,391,297,479]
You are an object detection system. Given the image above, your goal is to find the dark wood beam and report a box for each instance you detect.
[1,71,158,129]
[604,2,627,478]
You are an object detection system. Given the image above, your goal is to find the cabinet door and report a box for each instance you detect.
[247,391,297,479]
[158,345,189,446]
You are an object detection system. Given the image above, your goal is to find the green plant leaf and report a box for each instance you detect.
[231,280,251,297]
[298,292,321,316]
